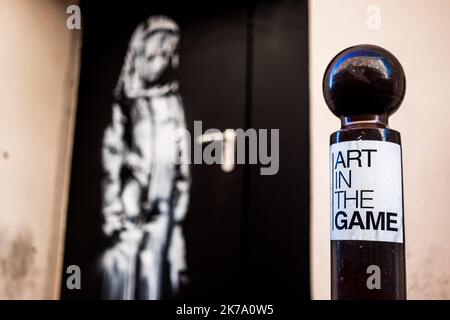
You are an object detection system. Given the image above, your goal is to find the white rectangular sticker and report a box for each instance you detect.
[330,140,403,243]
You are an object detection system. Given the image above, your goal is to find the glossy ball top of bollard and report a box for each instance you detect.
[323,44,406,118]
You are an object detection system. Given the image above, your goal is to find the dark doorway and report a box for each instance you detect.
[61,0,309,300]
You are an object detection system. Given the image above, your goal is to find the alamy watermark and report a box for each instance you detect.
[66,265,81,290]
[366,4,381,30]
[66,5,81,30]
[168,121,279,176]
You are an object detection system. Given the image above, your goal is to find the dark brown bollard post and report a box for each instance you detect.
[323,44,407,300]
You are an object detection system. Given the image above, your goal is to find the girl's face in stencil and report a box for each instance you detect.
[137,32,179,83]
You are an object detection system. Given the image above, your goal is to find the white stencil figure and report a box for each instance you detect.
[99,16,190,300]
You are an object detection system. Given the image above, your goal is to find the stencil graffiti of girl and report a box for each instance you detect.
[100,16,190,300]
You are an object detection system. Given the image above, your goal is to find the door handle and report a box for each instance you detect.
[196,129,236,172]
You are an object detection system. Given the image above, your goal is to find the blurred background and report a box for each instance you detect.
[0,0,448,299]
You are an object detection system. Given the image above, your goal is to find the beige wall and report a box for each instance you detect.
[310,0,450,299]
[0,0,80,299]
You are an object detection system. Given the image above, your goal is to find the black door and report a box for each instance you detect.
[61,0,309,300]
